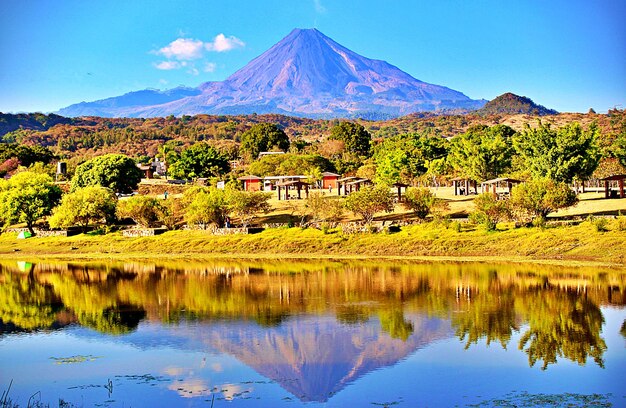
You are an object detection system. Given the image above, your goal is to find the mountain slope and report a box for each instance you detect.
[59,28,486,118]
[476,92,557,116]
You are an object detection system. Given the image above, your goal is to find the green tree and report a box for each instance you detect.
[302,192,345,226]
[469,193,511,231]
[117,195,167,228]
[183,187,229,229]
[0,172,62,234]
[373,133,448,185]
[226,190,272,228]
[344,185,393,225]
[329,121,372,157]
[240,123,290,160]
[0,143,55,167]
[71,154,142,194]
[48,186,116,230]
[449,125,515,182]
[246,153,333,177]
[510,178,578,222]
[402,187,447,220]
[514,122,600,183]
[167,142,230,180]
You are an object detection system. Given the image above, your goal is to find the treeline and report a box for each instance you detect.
[1,110,624,162]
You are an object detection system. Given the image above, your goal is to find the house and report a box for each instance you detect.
[137,163,154,179]
[238,175,263,191]
[322,172,340,190]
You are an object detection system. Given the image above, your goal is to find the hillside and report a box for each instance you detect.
[1,110,622,165]
[476,92,557,116]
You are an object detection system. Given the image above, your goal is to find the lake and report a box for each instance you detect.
[1,259,625,407]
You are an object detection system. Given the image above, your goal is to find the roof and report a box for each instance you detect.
[322,172,340,177]
[345,178,372,186]
[600,174,626,181]
[337,176,358,182]
[238,175,262,181]
[276,180,310,187]
[263,175,307,180]
[392,182,410,187]
[450,177,474,181]
[481,177,522,185]
[258,151,286,158]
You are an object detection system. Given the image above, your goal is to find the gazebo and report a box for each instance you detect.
[276,180,310,200]
[342,178,372,195]
[392,182,410,202]
[451,177,477,196]
[337,177,357,195]
[600,174,626,198]
[480,178,522,198]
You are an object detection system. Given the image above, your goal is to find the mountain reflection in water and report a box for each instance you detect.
[1,260,624,403]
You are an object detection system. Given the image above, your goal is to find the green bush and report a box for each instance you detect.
[589,216,609,232]
[470,193,510,231]
[49,186,116,230]
[510,178,578,222]
[117,195,167,228]
[402,187,448,220]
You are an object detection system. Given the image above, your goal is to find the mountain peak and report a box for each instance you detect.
[58,28,485,118]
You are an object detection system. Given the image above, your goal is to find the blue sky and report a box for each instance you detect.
[1,0,624,114]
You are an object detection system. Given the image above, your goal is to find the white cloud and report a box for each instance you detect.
[154,61,183,70]
[157,38,205,60]
[205,34,245,52]
[313,0,326,13]
[152,33,243,73]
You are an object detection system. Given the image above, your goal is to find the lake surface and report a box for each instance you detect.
[1,259,625,407]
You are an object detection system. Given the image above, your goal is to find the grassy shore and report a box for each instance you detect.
[1,219,625,266]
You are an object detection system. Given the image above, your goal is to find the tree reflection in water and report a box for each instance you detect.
[0,260,623,373]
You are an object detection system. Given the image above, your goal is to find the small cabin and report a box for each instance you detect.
[238,175,262,192]
[137,164,154,179]
[322,172,340,190]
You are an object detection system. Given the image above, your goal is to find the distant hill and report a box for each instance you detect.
[476,92,557,116]
[0,112,74,138]
[58,28,485,119]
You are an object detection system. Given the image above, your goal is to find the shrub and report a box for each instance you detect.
[615,214,626,232]
[589,216,609,232]
[302,192,345,227]
[49,186,116,230]
[183,187,228,229]
[117,195,167,228]
[452,221,462,232]
[470,193,510,231]
[227,189,272,228]
[402,187,448,220]
[344,185,394,225]
[510,178,578,223]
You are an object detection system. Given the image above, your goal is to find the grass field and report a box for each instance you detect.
[1,185,625,266]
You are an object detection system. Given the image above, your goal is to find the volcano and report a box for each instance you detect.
[59,28,485,118]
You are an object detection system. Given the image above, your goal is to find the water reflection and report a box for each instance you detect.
[1,260,625,403]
